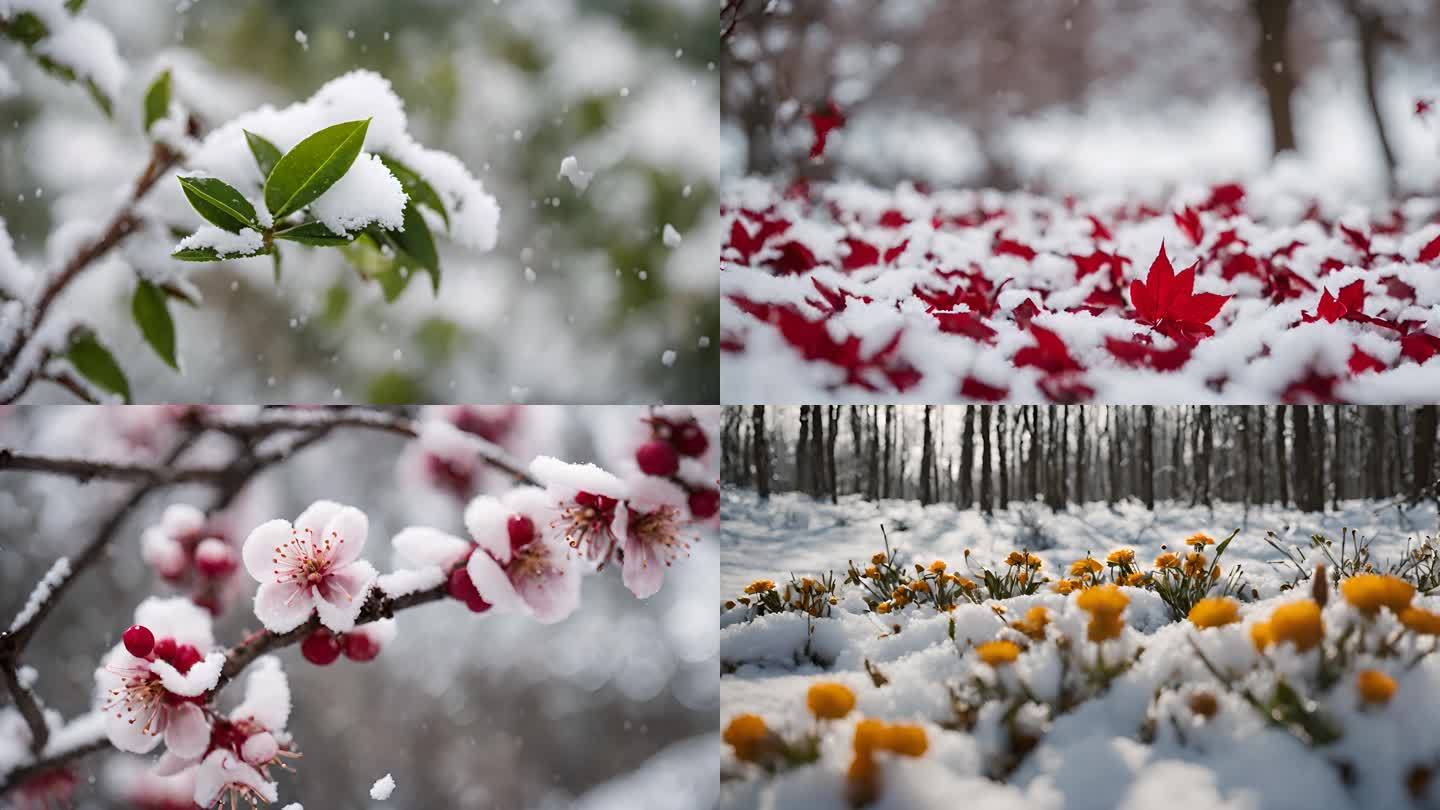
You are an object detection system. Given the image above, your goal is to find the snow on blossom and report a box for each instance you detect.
[241,501,378,633]
[370,772,396,800]
[613,475,693,599]
[93,598,224,758]
[462,487,582,623]
[529,456,628,566]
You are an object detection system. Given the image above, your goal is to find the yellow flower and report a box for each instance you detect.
[1087,613,1125,642]
[807,682,856,720]
[864,565,879,578]
[1249,621,1272,650]
[875,601,892,614]
[1070,558,1103,577]
[976,639,1021,666]
[1005,551,1027,567]
[1154,552,1180,570]
[1106,548,1136,566]
[1017,571,1029,584]
[723,714,770,762]
[1054,578,1077,595]
[1076,584,1129,617]
[929,560,947,574]
[886,724,928,757]
[1026,553,1044,569]
[954,576,977,591]
[1189,597,1240,628]
[852,718,891,755]
[892,587,908,600]
[1268,600,1324,652]
[1011,606,1049,640]
[1185,533,1215,548]
[1400,606,1440,635]
[744,579,775,594]
[872,552,887,565]
[1183,552,1208,578]
[799,577,817,593]
[1123,572,1148,587]
[1340,574,1414,616]
[1357,669,1397,705]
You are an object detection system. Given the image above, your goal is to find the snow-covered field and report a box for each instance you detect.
[720,177,1440,403]
[720,489,1440,809]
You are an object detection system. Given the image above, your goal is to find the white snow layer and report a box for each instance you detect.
[369,773,395,800]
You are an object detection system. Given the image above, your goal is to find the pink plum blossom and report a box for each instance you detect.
[529,456,628,567]
[613,476,694,599]
[93,598,225,759]
[242,501,377,633]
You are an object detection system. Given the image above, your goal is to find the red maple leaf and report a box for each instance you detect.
[993,237,1038,261]
[1013,323,1083,374]
[727,214,790,264]
[1401,331,1440,365]
[1339,224,1372,258]
[805,279,870,315]
[767,240,819,275]
[1128,242,1232,342]
[1012,298,1043,330]
[1348,346,1387,374]
[1104,336,1193,372]
[1173,206,1203,245]
[1282,370,1340,403]
[1419,232,1440,263]
[878,209,908,228]
[841,237,879,271]
[807,101,845,159]
[882,238,909,265]
[933,311,998,343]
[1087,215,1114,242]
[960,376,1008,401]
[1201,183,1245,216]
[1300,281,1399,331]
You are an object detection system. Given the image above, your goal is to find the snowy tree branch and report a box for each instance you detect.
[0,127,199,403]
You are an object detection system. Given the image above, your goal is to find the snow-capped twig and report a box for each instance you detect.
[0,124,199,403]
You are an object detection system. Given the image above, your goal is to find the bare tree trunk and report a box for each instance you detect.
[1312,406,1326,511]
[1141,406,1155,510]
[1195,405,1213,508]
[826,406,839,503]
[1331,405,1343,510]
[1026,406,1040,502]
[1075,407,1087,504]
[920,405,935,505]
[1293,405,1315,511]
[797,406,811,494]
[849,406,863,495]
[1275,405,1289,507]
[1252,0,1297,155]
[1342,0,1397,193]
[980,407,994,516]
[752,406,770,500]
[960,406,975,507]
[1415,405,1437,502]
[868,407,880,500]
[1107,408,1120,504]
[998,405,1009,509]
[882,405,894,499]
[1367,406,1386,499]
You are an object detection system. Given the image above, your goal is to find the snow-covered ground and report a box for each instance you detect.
[720,489,1440,809]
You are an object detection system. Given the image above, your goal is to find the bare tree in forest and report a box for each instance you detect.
[1331,406,1343,510]
[882,406,894,499]
[1193,405,1213,508]
[1275,405,1289,507]
[1340,0,1398,193]
[826,406,839,502]
[1026,406,1040,502]
[796,406,812,494]
[752,406,770,500]
[980,406,993,515]
[1107,407,1120,505]
[959,406,975,507]
[920,405,935,505]
[849,407,864,494]
[868,407,880,499]
[1141,406,1155,510]
[1312,406,1327,512]
[1251,0,1297,155]
[1415,405,1437,502]
[998,406,1009,508]
[1074,408,1087,504]
[1292,405,1316,511]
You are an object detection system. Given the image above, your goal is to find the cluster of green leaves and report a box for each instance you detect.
[1,1,112,114]
[62,69,452,402]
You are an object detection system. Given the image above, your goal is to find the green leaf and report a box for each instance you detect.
[366,370,423,405]
[3,13,49,46]
[143,69,171,133]
[380,155,449,229]
[67,331,130,402]
[340,231,414,302]
[264,118,370,219]
[178,176,259,233]
[244,130,283,181]
[274,220,354,246]
[64,0,86,12]
[171,244,269,262]
[388,201,440,292]
[131,281,177,370]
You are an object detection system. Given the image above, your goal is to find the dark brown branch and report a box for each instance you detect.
[0,120,200,402]
[0,448,231,485]
[0,663,49,754]
[1,580,453,794]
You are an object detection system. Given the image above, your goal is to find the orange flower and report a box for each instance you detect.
[1025,553,1044,569]
[976,639,1021,666]
[1185,533,1215,548]
[1268,600,1324,652]
[1249,621,1273,650]
[929,560,947,574]
[1188,597,1240,629]
[723,714,770,762]
[1154,552,1180,570]
[806,682,856,720]
[1005,551,1028,567]
[1357,669,1397,705]
[1340,574,1414,616]
[1106,548,1136,566]
[1054,579,1077,595]
[1183,552,1208,577]
[1087,613,1126,642]
[745,579,775,594]
[886,724,928,757]
[872,552,887,565]
[1400,606,1440,635]
[852,718,891,755]
[875,601,892,615]
[1070,558,1103,577]
[1011,606,1050,640]
[1076,584,1129,617]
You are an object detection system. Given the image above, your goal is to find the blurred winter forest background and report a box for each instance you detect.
[722,405,1439,513]
[0,0,719,403]
[0,406,718,809]
[721,0,1440,199]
